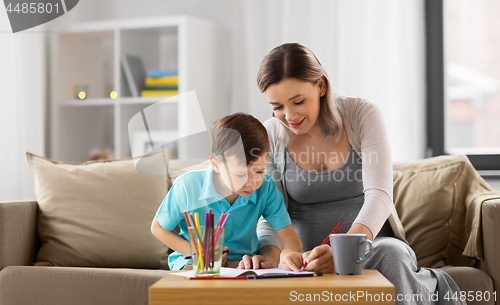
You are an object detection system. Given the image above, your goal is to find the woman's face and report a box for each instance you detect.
[265,78,324,136]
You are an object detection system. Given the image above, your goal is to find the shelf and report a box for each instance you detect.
[60,98,116,107]
[50,16,228,162]
[66,16,189,33]
[120,96,178,105]
[59,96,179,107]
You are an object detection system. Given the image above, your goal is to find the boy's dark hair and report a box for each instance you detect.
[211,113,270,166]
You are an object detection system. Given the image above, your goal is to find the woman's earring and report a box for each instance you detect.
[320,92,324,96]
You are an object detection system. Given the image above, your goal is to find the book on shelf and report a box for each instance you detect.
[145,76,179,86]
[147,69,178,78]
[143,85,178,91]
[121,54,146,97]
[140,90,179,97]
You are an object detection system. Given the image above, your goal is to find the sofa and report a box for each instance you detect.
[0,153,499,305]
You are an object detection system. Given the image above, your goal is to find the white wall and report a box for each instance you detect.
[0,9,46,201]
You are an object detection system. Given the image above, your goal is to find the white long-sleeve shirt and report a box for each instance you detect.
[258,96,406,250]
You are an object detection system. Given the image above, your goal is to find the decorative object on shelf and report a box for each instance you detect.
[141,69,179,97]
[89,148,114,161]
[74,84,88,100]
[106,84,117,99]
[121,54,146,97]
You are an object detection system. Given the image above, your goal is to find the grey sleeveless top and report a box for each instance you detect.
[284,144,393,252]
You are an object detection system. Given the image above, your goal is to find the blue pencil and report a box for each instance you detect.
[243,273,322,279]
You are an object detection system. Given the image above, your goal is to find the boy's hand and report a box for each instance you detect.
[237,254,275,269]
[222,247,229,267]
[279,250,303,272]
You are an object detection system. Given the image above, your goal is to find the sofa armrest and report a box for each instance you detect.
[0,201,38,270]
[480,196,500,301]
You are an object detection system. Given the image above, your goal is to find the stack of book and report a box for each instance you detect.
[141,69,179,97]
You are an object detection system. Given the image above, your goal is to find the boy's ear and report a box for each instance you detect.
[210,156,220,173]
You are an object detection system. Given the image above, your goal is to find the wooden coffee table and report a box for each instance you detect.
[149,269,395,305]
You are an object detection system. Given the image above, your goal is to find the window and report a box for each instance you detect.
[426,0,500,172]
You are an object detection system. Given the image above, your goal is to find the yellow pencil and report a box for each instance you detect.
[195,212,200,229]
[195,212,204,270]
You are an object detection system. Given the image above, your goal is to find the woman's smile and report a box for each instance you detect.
[289,117,306,128]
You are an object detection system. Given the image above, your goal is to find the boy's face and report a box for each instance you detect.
[211,152,269,197]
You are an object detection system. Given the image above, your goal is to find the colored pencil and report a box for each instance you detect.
[221,213,230,228]
[188,272,322,280]
[213,213,226,243]
[183,210,191,226]
[189,213,204,269]
[189,277,248,280]
[302,222,343,269]
[320,222,343,245]
[183,211,199,257]
[195,212,200,229]
[203,212,210,267]
[211,211,215,268]
[244,273,322,279]
[188,214,199,253]
[214,213,230,245]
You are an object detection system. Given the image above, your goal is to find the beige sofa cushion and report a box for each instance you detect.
[393,154,493,268]
[0,266,169,305]
[168,159,210,181]
[26,153,170,269]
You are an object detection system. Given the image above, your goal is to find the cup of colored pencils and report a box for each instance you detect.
[185,210,229,276]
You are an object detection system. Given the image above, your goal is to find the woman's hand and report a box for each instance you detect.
[280,250,303,272]
[302,245,335,273]
[237,254,276,269]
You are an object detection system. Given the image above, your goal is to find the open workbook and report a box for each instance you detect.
[171,267,321,279]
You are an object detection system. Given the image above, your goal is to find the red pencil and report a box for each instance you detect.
[189,276,247,280]
[301,221,342,269]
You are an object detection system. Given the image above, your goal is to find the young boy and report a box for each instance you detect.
[151,113,302,271]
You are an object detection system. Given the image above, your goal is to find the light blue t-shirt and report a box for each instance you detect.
[155,166,291,270]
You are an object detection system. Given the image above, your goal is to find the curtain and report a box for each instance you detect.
[0,10,45,201]
[232,0,426,163]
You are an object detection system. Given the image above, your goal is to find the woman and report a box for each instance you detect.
[242,43,464,305]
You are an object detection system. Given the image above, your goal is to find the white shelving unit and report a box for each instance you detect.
[50,16,228,162]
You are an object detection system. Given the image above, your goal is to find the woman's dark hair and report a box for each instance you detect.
[257,43,343,141]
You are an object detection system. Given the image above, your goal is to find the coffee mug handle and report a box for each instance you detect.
[357,239,373,263]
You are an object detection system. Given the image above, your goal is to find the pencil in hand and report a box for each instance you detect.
[301,221,342,270]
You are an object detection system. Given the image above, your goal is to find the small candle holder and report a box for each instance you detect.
[74,84,88,100]
[106,84,117,99]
